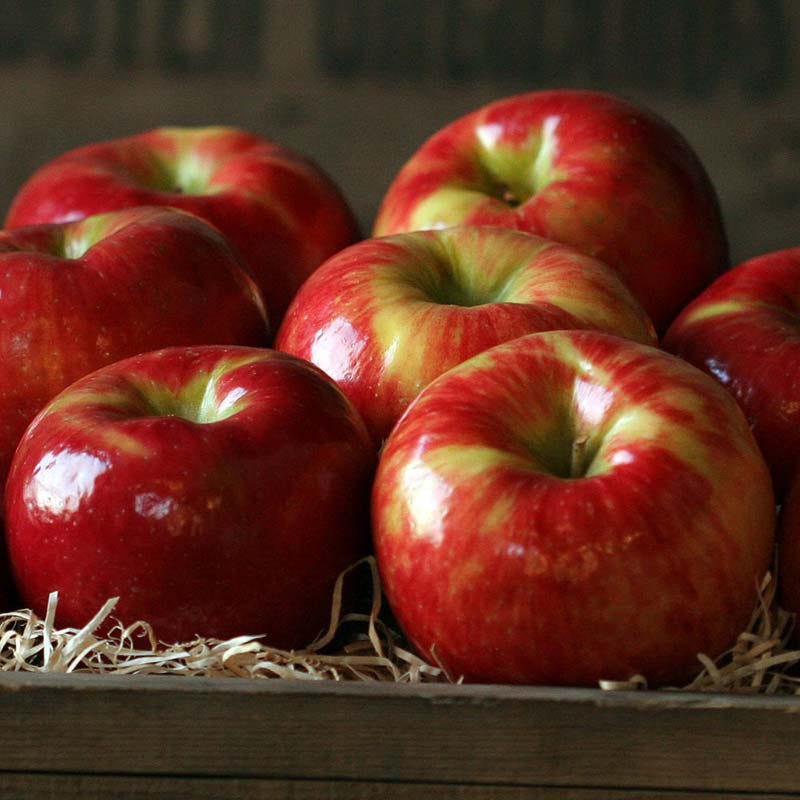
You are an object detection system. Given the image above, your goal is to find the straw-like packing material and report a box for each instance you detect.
[0,557,445,682]
[0,557,797,692]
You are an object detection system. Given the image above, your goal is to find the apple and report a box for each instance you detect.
[663,248,800,499]
[276,226,656,443]
[778,476,800,623]
[0,205,269,488]
[372,329,775,686]
[6,126,360,326]
[373,89,728,333]
[5,345,375,646]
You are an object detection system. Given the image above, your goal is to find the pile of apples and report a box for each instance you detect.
[0,90,794,688]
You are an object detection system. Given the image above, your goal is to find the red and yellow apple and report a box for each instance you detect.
[6,126,360,325]
[372,330,775,686]
[0,206,268,487]
[5,346,375,646]
[374,89,728,332]
[664,247,800,498]
[276,226,656,443]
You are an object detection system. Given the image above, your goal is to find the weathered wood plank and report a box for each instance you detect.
[0,673,799,792]
[0,774,798,800]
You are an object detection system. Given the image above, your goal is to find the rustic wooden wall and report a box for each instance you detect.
[0,0,797,264]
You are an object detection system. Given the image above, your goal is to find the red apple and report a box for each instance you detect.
[663,248,800,498]
[0,205,268,487]
[372,330,775,686]
[374,89,728,332]
[5,345,375,646]
[6,126,360,326]
[276,226,656,443]
[778,477,800,652]
[778,475,800,622]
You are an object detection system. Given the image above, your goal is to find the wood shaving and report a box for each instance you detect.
[680,569,800,694]
[0,557,443,682]
[0,558,795,693]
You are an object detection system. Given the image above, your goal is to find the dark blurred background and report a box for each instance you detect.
[0,0,796,263]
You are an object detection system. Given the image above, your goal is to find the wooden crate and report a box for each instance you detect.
[1,672,799,799]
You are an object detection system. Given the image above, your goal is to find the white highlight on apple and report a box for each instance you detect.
[532,115,561,190]
[573,377,614,427]
[706,357,731,385]
[476,122,504,151]
[610,449,635,466]
[310,316,367,382]
[134,492,175,521]
[24,449,110,516]
[400,454,452,547]
[216,386,247,417]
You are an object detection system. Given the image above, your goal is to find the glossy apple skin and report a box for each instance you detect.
[6,126,360,326]
[0,206,269,488]
[5,346,375,646]
[663,248,800,499]
[276,226,656,443]
[373,330,774,686]
[374,90,728,333]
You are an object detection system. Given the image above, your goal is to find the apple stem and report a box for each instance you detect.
[571,434,591,478]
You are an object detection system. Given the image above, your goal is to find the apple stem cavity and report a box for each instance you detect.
[570,433,592,479]
[478,116,560,210]
[427,275,489,308]
[148,148,212,196]
[123,370,245,426]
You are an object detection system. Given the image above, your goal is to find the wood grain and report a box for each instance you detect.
[0,673,799,793]
[0,774,798,800]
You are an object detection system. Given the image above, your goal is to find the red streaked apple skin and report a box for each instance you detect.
[663,248,800,498]
[372,330,774,687]
[276,226,656,443]
[6,126,360,325]
[0,206,269,487]
[374,90,727,332]
[5,346,375,646]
